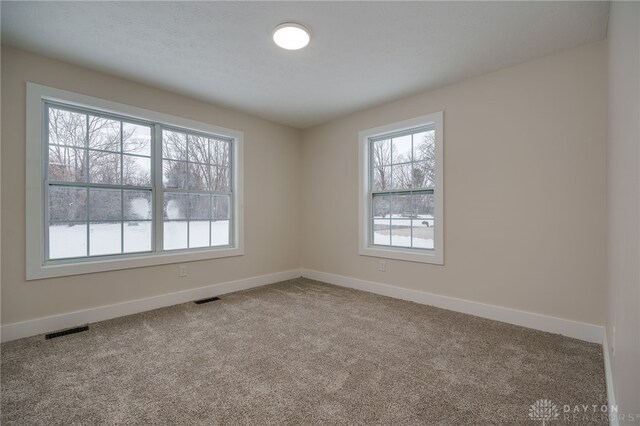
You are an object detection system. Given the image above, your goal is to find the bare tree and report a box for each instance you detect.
[372,140,391,190]
[414,131,435,187]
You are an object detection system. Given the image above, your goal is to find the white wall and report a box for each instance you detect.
[606,1,640,419]
[1,46,302,325]
[300,41,607,326]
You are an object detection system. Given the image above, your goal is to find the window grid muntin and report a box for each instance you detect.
[44,101,235,263]
[368,126,436,251]
[47,144,153,159]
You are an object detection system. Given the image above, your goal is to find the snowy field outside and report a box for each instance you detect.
[373,215,434,249]
[49,221,229,259]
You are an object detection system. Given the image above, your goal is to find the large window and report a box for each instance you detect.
[359,112,443,264]
[27,83,244,279]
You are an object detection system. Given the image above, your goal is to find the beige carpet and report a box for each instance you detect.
[1,278,607,425]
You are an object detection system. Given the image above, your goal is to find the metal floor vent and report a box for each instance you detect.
[45,325,89,340]
[194,296,221,305]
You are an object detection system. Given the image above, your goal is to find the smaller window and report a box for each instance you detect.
[359,112,443,264]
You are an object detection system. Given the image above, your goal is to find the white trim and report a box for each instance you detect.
[0,269,302,343]
[26,82,245,280]
[602,329,619,426]
[301,269,603,344]
[358,112,444,265]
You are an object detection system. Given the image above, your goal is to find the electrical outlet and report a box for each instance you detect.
[377,260,386,272]
[179,265,187,277]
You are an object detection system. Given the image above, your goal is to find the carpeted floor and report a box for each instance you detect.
[1,278,607,425]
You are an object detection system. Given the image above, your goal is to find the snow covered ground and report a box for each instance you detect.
[49,221,230,259]
[374,215,434,227]
[373,231,434,249]
[163,220,229,251]
[373,216,434,249]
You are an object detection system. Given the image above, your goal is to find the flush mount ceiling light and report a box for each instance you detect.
[272,23,310,50]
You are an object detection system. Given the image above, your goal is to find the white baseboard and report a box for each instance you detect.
[1,269,302,343]
[2,268,603,346]
[302,269,603,344]
[602,329,619,426]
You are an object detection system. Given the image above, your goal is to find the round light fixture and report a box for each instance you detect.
[273,23,310,50]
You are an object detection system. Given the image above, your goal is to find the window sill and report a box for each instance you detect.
[359,245,443,265]
[26,246,244,280]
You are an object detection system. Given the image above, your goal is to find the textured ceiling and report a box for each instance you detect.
[1,1,609,129]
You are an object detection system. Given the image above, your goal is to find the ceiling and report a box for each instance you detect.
[1,1,609,129]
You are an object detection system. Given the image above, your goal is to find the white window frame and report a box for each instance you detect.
[26,83,245,280]
[358,112,444,264]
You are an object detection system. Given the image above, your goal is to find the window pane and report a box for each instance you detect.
[188,163,209,191]
[412,225,434,249]
[392,135,412,164]
[89,151,121,184]
[49,186,87,221]
[164,221,187,250]
[124,190,152,220]
[391,194,412,218]
[210,139,230,167]
[413,130,434,163]
[188,135,209,163]
[164,193,187,220]
[163,160,187,189]
[123,123,151,156]
[390,194,412,247]
[189,193,210,220]
[48,146,86,183]
[162,130,187,160]
[89,188,121,221]
[212,195,230,220]
[372,139,391,168]
[413,193,434,217]
[372,195,391,218]
[123,155,151,186]
[211,220,230,246]
[124,221,152,253]
[89,116,120,151]
[189,221,210,248]
[372,195,391,246]
[89,222,121,256]
[210,166,230,192]
[373,219,391,245]
[49,223,87,259]
[391,220,412,247]
[412,193,435,249]
[391,163,413,190]
[48,108,86,147]
[372,165,391,191]
[412,161,434,188]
